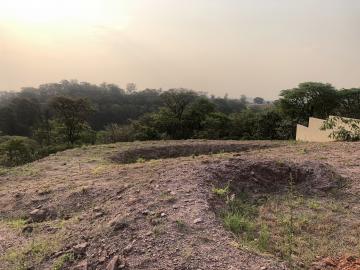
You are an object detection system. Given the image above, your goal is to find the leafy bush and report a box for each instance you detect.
[322,116,360,141]
[103,123,134,143]
[0,137,39,166]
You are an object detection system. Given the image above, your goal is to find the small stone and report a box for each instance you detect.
[93,207,102,212]
[73,242,88,256]
[160,213,166,217]
[22,225,33,234]
[94,212,105,218]
[108,216,128,231]
[142,210,150,216]
[29,208,47,222]
[106,255,119,270]
[123,243,133,254]
[193,218,203,224]
[73,260,88,270]
[98,256,106,263]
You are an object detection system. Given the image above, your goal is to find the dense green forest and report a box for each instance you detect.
[0,80,359,166]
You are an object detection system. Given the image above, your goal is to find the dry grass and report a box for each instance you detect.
[221,192,360,269]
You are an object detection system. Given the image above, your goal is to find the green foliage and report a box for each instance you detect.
[50,96,94,144]
[212,186,229,197]
[2,239,57,270]
[223,212,255,236]
[101,123,134,143]
[52,252,74,270]
[196,112,231,139]
[337,88,360,119]
[322,116,360,141]
[279,82,339,125]
[0,137,39,166]
[258,225,270,252]
[1,80,360,166]
[222,197,258,241]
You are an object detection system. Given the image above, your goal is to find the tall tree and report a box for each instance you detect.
[337,88,360,119]
[50,96,93,144]
[278,82,338,125]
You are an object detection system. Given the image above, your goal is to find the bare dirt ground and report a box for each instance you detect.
[0,140,359,270]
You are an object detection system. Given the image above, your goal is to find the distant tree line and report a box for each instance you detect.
[0,80,359,166]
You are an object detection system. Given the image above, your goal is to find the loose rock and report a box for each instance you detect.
[193,218,203,224]
[73,242,89,256]
[106,255,119,270]
[108,216,129,231]
[29,208,48,222]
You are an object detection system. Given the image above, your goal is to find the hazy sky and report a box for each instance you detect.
[1,0,359,99]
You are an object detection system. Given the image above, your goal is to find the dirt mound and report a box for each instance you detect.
[110,141,276,163]
[204,157,344,195]
[1,140,359,270]
[311,256,360,270]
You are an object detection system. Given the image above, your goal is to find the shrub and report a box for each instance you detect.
[322,116,360,141]
[223,212,255,235]
[0,137,39,166]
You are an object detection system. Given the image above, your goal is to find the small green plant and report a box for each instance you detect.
[283,173,296,262]
[52,252,74,270]
[307,200,321,210]
[175,220,188,232]
[222,197,258,242]
[136,157,146,163]
[212,186,229,197]
[159,192,176,203]
[257,225,270,252]
[153,224,165,237]
[223,212,255,236]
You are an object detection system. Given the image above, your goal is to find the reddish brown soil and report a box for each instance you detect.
[311,256,360,270]
[0,140,359,270]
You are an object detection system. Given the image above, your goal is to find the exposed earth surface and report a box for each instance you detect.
[0,140,359,270]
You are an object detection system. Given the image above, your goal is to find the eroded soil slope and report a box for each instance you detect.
[0,140,359,270]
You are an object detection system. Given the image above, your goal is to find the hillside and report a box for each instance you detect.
[0,140,359,270]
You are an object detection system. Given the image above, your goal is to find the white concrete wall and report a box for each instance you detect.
[296,117,334,142]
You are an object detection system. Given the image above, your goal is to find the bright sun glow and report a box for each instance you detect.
[0,0,103,24]
[0,0,135,42]
[0,0,135,29]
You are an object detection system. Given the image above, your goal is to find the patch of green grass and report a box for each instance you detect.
[222,197,258,243]
[217,182,358,269]
[1,239,58,270]
[223,212,255,236]
[52,252,74,270]
[0,166,10,176]
[5,218,27,230]
[307,199,321,210]
[257,225,270,252]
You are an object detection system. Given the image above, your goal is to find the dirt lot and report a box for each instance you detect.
[0,140,359,270]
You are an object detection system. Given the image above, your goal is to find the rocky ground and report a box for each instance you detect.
[0,140,359,270]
